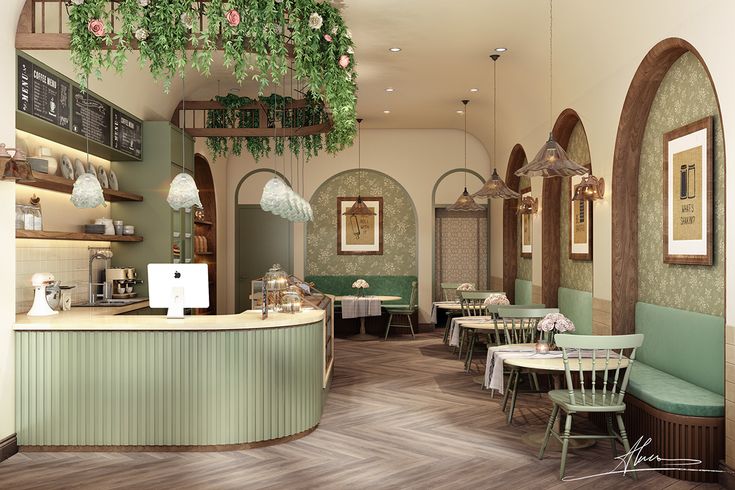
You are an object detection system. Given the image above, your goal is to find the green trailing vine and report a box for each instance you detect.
[67,0,357,154]
[205,92,328,162]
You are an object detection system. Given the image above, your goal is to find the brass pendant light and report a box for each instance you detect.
[344,118,376,216]
[447,100,484,212]
[515,0,588,178]
[473,54,520,200]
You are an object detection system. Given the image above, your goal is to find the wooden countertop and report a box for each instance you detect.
[15,307,325,332]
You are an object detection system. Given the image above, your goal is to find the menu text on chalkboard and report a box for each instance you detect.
[112,109,143,159]
[17,56,70,130]
[71,85,112,147]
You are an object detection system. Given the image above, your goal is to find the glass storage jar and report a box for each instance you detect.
[281,288,302,313]
[15,205,24,230]
[264,264,288,291]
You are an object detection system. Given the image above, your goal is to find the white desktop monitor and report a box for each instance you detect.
[147,263,209,318]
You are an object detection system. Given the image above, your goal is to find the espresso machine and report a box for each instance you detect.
[106,267,141,299]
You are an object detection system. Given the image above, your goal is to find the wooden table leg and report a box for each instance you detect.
[347,316,379,341]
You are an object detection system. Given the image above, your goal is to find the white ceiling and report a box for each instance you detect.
[29,0,559,157]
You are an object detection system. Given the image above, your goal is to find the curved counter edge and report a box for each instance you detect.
[16,318,331,448]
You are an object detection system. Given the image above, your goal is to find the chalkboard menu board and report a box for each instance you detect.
[112,109,143,159]
[17,56,70,130]
[16,54,143,160]
[71,85,111,147]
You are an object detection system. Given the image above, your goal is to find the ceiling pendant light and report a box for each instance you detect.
[448,100,484,212]
[167,74,202,210]
[473,54,520,200]
[344,118,376,216]
[515,0,588,179]
[71,80,106,208]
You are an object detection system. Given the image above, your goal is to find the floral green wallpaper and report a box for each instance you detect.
[517,157,532,281]
[638,52,724,317]
[559,122,593,292]
[306,170,417,275]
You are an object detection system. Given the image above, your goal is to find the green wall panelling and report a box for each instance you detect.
[637,52,725,316]
[514,279,532,305]
[16,322,325,447]
[111,122,195,296]
[306,169,417,276]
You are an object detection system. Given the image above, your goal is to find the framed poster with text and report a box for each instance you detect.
[337,197,383,255]
[569,174,593,260]
[663,116,713,265]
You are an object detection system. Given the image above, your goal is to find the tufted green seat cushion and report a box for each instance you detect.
[626,362,724,417]
[305,275,417,306]
[558,287,592,335]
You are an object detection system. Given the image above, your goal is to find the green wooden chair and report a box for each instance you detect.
[539,333,644,480]
[384,281,418,340]
[440,282,463,344]
[498,306,558,424]
[458,291,505,370]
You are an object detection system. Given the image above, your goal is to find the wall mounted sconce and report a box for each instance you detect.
[517,195,539,215]
[572,175,605,201]
[0,144,34,182]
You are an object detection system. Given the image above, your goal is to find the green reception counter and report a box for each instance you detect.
[14,307,333,450]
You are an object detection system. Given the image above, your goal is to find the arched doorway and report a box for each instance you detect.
[503,145,527,304]
[193,153,217,314]
[611,38,726,334]
[234,170,293,313]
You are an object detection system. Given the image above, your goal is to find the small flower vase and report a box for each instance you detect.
[545,330,557,350]
[355,288,365,298]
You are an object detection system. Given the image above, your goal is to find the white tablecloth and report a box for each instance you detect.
[430,301,459,323]
[448,316,496,347]
[341,296,382,319]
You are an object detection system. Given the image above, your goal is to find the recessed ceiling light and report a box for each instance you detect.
[229,87,240,93]
[470,88,479,93]
[383,110,391,114]
[494,47,508,52]
[385,87,395,93]
[388,47,402,53]
[456,110,464,114]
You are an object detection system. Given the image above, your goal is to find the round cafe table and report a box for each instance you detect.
[504,355,629,451]
[335,295,402,341]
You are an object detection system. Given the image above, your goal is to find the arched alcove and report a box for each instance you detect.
[193,153,217,314]
[503,145,527,304]
[611,38,726,334]
[540,109,585,308]
[306,169,418,277]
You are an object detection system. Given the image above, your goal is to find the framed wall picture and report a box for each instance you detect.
[337,196,384,255]
[569,175,593,260]
[520,193,532,258]
[663,116,713,265]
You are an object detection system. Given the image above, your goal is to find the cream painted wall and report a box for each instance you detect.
[225,129,491,321]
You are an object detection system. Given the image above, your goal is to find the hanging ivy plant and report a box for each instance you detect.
[67,0,357,153]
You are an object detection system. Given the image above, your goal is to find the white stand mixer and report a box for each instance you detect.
[28,272,58,317]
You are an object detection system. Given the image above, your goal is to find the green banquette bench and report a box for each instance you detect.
[623,302,724,482]
[305,275,417,307]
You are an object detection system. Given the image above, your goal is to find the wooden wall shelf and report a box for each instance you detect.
[16,230,144,242]
[194,220,213,226]
[20,172,143,202]
[195,251,214,256]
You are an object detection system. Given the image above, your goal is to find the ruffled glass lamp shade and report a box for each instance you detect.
[70,172,106,208]
[260,176,313,222]
[472,169,521,199]
[447,188,485,212]
[515,133,588,178]
[167,172,202,210]
[572,175,605,201]
[343,196,376,216]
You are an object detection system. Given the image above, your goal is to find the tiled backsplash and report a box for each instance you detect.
[16,240,111,314]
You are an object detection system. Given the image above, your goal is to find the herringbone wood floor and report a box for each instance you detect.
[0,332,721,489]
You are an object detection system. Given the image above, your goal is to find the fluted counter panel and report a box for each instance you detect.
[16,321,324,448]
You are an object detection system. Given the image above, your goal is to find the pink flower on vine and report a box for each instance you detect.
[87,19,105,37]
[339,55,350,68]
[226,9,240,27]
[324,34,333,42]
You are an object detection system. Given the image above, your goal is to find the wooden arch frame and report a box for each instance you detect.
[612,37,725,335]
[502,144,527,304]
[541,109,588,308]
